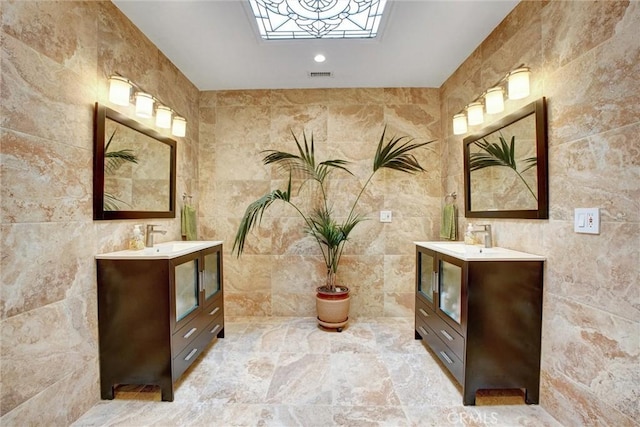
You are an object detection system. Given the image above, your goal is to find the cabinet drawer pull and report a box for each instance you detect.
[209,306,220,316]
[183,327,197,339]
[439,351,453,364]
[210,324,221,334]
[419,327,430,336]
[184,348,198,361]
[418,308,429,318]
[440,330,454,341]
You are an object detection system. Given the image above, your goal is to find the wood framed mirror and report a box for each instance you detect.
[463,97,548,219]
[93,102,176,220]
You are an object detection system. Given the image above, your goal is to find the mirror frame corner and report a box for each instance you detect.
[93,102,177,221]
[463,97,548,219]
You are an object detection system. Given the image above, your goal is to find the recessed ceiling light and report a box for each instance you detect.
[314,54,326,63]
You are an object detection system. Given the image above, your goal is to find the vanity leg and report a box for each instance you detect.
[525,387,539,404]
[100,383,114,400]
[160,384,174,402]
[217,327,225,339]
[463,388,477,406]
[415,329,422,340]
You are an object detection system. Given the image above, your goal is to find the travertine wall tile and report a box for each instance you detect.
[441,1,639,424]
[1,1,199,423]
[200,88,442,319]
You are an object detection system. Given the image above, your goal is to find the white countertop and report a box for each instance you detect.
[96,240,223,260]
[415,241,545,262]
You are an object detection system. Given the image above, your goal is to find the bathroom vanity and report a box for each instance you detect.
[96,241,224,401]
[414,241,544,405]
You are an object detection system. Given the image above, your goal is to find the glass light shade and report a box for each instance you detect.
[453,113,468,135]
[135,92,154,118]
[155,106,172,128]
[172,116,187,137]
[108,76,131,106]
[485,87,504,114]
[508,68,531,100]
[467,102,484,126]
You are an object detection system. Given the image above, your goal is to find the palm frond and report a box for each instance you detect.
[263,130,353,182]
[233,177,292,256]
[103,192,131,211]
[373,126,433,173]
[469,133,538,201]
[105,149,139,174]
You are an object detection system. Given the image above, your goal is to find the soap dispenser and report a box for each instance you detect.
[129,224,145,250]
[464,223,475,245]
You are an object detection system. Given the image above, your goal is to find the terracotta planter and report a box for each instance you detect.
[316,286,350,331]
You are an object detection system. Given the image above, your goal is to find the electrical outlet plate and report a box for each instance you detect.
[574,208,600,234]
[379,210,392,223]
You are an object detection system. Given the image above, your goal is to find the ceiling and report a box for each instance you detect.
[112,0,520,91]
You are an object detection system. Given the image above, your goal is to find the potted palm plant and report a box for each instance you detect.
[233,127,433,330]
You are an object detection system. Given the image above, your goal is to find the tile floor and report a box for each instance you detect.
[73,317,562,426]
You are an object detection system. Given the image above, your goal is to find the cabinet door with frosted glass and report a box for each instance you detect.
[202,245,222,308]
[171,254,200,328]
[436,255,466,333]
[416,247,436,309]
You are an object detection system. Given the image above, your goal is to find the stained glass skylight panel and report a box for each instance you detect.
[248,0,387,40]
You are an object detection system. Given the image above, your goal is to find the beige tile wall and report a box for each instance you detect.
[1,0,637,425]
[199,88,442,318]
[440,1,639,425]
[1,1,199,424]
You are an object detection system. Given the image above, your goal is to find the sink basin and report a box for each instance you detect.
[414,241,545,261]
[143,242,206,254]
[96,240,223,260]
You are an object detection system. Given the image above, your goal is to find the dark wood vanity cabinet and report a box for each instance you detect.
[97,243,224,401]
[415,244,544,405]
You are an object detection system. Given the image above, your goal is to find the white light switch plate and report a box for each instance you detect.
[574,208,600,234]
[379,210,392,223]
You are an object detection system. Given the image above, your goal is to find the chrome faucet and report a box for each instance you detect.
[145,224,167,247]
[472,224,493,248]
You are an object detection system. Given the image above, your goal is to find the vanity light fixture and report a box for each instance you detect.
[484,87,505,114]
[135,92,154,118]
[507,67,531,100]
[107,74,187,137]
[467,102,484,126]
[451,64,532,135]
[155,106,173,129]
[171,116,187,138]
[453,113,468,135]
[108,76,132,106]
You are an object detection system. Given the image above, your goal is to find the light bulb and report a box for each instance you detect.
[172,116,186,137]
[135,92,154,118]
[467,102,484,126]
[485,87,504,114]
[508,67,531,100]
[156,106,172,128]
[453,113,467,135]
[108,76,131,106]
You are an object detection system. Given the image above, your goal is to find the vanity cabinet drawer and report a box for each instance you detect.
[415,298,435,323]
[416,315,464,383]
[203,294,224,321]
[172,325,214,380]
[172,310,213,355]
[426,311,464,359]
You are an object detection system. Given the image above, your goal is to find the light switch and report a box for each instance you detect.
[379,210,392,223]
[574,208,600,234]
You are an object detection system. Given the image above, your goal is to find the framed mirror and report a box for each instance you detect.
[93,103,176,220]
[463,97,548,219]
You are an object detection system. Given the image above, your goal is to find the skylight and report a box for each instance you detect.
[248,0,387,40]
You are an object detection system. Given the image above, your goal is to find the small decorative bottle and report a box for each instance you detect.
[464,223,475,246]
[129,224,145,250]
